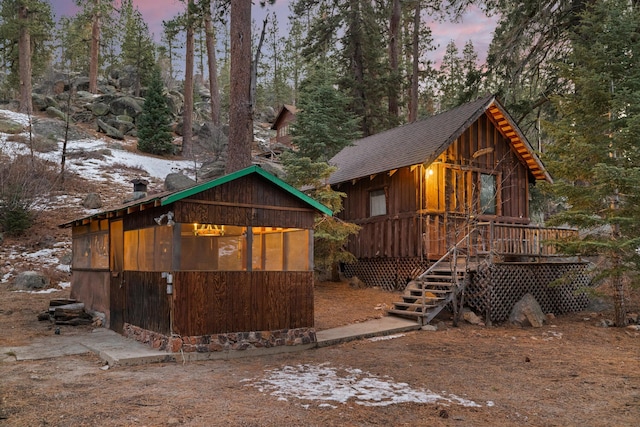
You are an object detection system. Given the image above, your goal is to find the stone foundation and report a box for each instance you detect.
[123,323,316,353]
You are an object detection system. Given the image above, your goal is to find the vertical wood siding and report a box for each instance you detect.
[172,271,314,336]
[337,113,533,260]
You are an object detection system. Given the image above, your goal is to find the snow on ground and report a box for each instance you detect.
[244,363,485,409]
[0,109,193,184]
[0,108,193,286]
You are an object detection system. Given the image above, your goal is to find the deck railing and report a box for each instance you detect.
[472,221,578,258]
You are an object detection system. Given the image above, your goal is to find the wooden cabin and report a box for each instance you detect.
[270,104,298,147]
[60,166,331,353]
[329,95,591,323]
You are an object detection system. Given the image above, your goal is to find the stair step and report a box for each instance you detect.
[408,289,451,294]
[394,302,439,310]
[386,309,425,318]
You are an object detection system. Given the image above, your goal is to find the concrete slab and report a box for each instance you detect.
[1,316,421,366]
[315,316,421,348]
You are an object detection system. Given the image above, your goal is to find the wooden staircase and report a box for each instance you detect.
[387,265,466,325]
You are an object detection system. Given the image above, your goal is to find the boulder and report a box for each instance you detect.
[164,173,196,191]
[509,293,546,327]
[199,159,226,180]
[90,102,110,116]
[97,119,124,140]
[109,96,143,118]
[0,118,23,134]
[82,193,102,209]
[45,106,70,122]
[13,271,49,290]
[462,308,484,325]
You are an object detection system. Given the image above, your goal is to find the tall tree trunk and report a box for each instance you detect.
[388,0,400,118]
[89,0,101,94]
[18,2,33,115]
[348,0,367,135]
[408,1,420,123]
[251,16,268,112]
[183,0,195,157]
[204,2,220,126]
[226,0,252,173]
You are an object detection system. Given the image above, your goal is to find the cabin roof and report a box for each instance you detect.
[60,165,332,228]
[328,94,552,185]
[270,104,298,130]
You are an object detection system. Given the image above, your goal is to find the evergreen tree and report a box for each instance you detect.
[291,67,361,161]
[283,65,362,279]
[119,0,156,96]
[137,67,174,156]
[545,0,640,327]
[0,0,53,109]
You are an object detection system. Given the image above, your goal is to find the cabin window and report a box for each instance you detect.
[72,222,109,270]
[179,224,246,271]
[480,173,497,215]
[123,225,173,271]
[252,228,310,271]
[370,189,387,217]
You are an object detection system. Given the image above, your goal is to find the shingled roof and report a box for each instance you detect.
[328,94,551,185]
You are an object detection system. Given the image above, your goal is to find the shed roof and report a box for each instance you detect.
[328,94,551,185]
[60,165,332,228]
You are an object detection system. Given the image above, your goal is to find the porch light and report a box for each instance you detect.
[193,223,225,236]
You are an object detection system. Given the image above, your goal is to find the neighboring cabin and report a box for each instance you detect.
[270,104,298,147]
[328,95,591,323]
[60,166,331,353]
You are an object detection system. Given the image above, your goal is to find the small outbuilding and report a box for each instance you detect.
[60,166,331,353]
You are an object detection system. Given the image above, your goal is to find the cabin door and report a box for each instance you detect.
[109,219,125,333]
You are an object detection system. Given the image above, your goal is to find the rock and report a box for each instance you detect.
[59,251,72,265]
[164,173,196,191]
[462,308,484,325]
[97,119,124,140]
[90,102,110,116]
[109,96,143,117]
[0,118,23,134]
[13,271,50,290]
[421,324,438,331]
[199,159,226,180]
[82,193,103,209]
[45,106,70,122]
[509,293,546,327]
[348,276,366,289]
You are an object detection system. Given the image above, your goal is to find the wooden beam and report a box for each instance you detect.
[184,199,315,213]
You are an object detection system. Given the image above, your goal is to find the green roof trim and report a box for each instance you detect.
[160,165,333,216]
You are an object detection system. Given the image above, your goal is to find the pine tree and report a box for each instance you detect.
[137,67,174,156]
[291,66,361,162]
[545,0,640,327]
[283,65,361,279]
[0,0,53,110]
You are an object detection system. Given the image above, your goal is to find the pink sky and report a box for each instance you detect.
[51,0,498,67]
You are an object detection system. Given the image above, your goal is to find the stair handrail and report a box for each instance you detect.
[417,228,478,322]
[417,229,476,280]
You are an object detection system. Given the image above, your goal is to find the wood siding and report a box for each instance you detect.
[112,271,171,334]
[172,271,314,336]
[337,113,533,260]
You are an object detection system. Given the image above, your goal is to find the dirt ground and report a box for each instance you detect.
[1,278,639,427]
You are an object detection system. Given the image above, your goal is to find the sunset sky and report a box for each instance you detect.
[50,0,498,68]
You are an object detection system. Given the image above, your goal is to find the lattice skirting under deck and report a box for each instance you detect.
[466,262,592,323]
[343,257,429,291]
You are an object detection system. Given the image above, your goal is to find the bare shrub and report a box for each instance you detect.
[0,153,58,236]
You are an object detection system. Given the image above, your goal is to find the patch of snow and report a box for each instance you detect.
[14,288,61,294]
[58,282,71,289]
[244,363,484,409]
[368,333,405,342]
